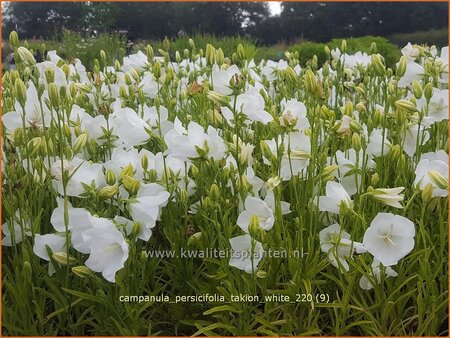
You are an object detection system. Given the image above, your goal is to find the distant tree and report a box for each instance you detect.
[279,2,448,43]
[3,2,84,39]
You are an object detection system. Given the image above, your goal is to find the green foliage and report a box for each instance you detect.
[388,29,449,48]
[254,45,286,61]
[287,41,328,66]
[328,36,401,67]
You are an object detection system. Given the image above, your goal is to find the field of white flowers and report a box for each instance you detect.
[2,31,448,336]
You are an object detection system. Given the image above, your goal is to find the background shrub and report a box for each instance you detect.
[328,36,401,67]
[388,28,449,48]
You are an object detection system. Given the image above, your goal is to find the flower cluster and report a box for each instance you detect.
[2,36,448,291]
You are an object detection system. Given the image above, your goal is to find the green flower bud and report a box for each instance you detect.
[45,67,55,84]
[352,133,362,152]
[216,48,224,65]
[179,188,189,206]
[27,137,43,156]
[119,164,135,180]
[187,232,202,247]
[153,62,161,79]
[48,83,60,107]
[370,42,377,54]
[122,175,141,195]
[100,50,107,65]
[388,144,402,161]
[72,133,88,154]
[105,169,116,185]
[72,265,93,278]
[322,62,330,77]
[146,44,154,59]
[131,222,141,237]
[17,46,36,66]
[139,155,149,171]
[52,252,77,265]
[396,56,407,77]
[14,78,27,106]
[395,99,416,114]
[371,54,385,76]
[343,101,353,116]
[64,147,74,161]
[190,164,199,178]
[341,39,347,53]
[304,69,318,95]
[119,85,128,99]
[248,214,261,238]
[421,183,433,204]
[412,80,423,99]
[260,140,275,162]
[23,261,32,280]
[9,31,19,48]
[13,128,24,147]
[209,183,220,202]
[256,270,267,278]
[147,169,158,182]
[424,82,433,102]
[98,185,119,199]
[428,170,448,190]
[63,123,72,139]
[370,173,380,186]
[207,90,230,106]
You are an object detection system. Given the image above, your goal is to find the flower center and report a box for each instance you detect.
[377,224,396,246]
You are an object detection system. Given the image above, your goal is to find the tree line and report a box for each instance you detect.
[2,2,448,44]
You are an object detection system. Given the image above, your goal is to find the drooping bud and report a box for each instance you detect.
[72,265,93,278]
[52,252,77,265]
[428,170,448,190]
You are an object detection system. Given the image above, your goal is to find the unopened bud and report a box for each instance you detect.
[15,78,27,106]
[412,80,423,99]
[395,99,416,114]
[371,54,385,76]
[119,164,135,180]
[98,185,119,199]
[428,170,448,190]
[52,252,77,265]
[248,214,261,237]
[424,82,433,102]
[396,56,407,77]
[72,133,88,154]
[207,90,230,106]
[370,173,380,186]
[352,133,362,152]
[48,83,60,107]
[421,183,433,204]
[209,184,220,202]
[17,46,36,66]
[72,265,93,278]
[122,175,141,195]
[9,31,19,48]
